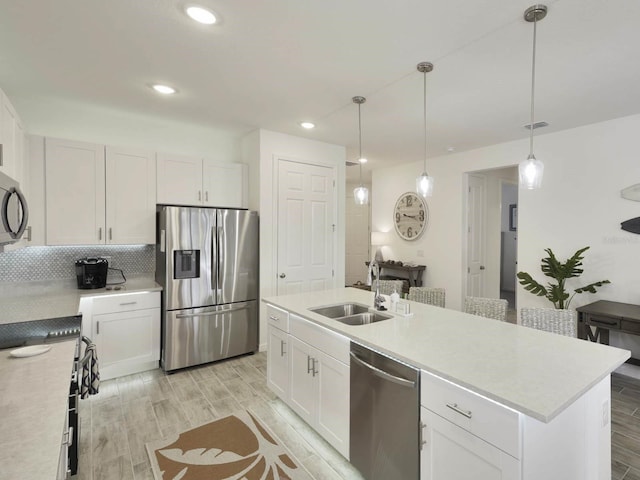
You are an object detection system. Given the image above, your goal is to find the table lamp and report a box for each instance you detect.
[371,231,390,263]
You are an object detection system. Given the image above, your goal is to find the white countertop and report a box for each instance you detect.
[263,288,631,423]
[0,340,77,480]
[0,277,162,325]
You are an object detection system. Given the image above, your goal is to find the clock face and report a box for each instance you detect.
[394,192,428,241]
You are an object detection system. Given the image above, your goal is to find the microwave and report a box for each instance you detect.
[0,169,29,248]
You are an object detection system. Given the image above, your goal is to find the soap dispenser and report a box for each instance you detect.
[390,289,400,311]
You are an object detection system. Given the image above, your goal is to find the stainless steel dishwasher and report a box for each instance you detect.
[350,342,420,480]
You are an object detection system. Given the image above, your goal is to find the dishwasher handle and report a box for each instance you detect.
[350,351,416,388]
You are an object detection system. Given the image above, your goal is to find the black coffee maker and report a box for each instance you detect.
[75,257,108,289]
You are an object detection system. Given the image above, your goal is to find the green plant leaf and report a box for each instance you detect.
[574,280,611,294]
[547,283,570,309]
[516,272,548,297]
[562,246,589,279]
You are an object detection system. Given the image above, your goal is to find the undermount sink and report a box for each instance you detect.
[309,303,393,326]
[335,311,393,326]
[309,302,370,319]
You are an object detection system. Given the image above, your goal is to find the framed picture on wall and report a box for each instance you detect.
[509,204,518,231]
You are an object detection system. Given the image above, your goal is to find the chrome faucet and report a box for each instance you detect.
[371,261,385,310]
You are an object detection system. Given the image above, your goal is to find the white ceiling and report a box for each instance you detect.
[1,0,639,181]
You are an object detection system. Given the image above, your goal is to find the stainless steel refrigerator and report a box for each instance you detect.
[156,206,259,371]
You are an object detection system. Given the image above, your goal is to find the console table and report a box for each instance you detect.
[577,300,640,364]
[365,262,426,288]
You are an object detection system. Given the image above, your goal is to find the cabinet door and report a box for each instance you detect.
[0,90,18,178]
[421,408,520,480]
[202,159,244,208]
[156,153,202,206]
[267,325,290,400]
[105,147,156,244]
[288,336,316,426]
[45,138,105,245]
[93,307,160,380]
[316,351,350,458]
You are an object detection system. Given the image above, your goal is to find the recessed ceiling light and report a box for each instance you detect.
[185,5,217,24]
[358,158,368,164]
[447,146,456,152]
[151,84,177,95]
[300,122,315,129]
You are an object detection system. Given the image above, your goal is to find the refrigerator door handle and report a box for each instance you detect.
[216,224,223,300]
[176,305,249,319]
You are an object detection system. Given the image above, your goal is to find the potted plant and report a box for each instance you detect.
[516,246,610,309]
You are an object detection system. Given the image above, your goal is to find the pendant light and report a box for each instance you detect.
[353,96,369,205]
[519,4,547,190]
[416,62,434,198]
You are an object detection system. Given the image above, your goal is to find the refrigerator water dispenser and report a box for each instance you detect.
[174,250,200,279]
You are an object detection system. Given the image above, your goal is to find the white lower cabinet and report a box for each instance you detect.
[80,291,160,380]
[265,306,350,459]
[266,324,290,400]
[421,407,520,480]
[288,335,350,458]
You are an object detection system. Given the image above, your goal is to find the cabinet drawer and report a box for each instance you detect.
[266,305,289,332]
[289,314,349,364]
[421,370,521,459]
[91,291,160,315]
[587,314,620,329]
[621,319,640,334]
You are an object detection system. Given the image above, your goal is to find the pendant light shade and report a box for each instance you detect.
[352,96,369,205]
[416,62,434,198]
[519,4,547,190]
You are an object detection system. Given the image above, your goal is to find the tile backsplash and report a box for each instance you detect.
[0,245,155,283]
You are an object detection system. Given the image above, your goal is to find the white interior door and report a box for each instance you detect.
[276,159,336,294]
[467,174,486,297]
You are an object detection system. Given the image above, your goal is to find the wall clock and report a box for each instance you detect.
[394,192,428,241]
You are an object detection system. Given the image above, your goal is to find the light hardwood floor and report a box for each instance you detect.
[76,353,640,480]
[76,352,362,480]
[611,373,640,480]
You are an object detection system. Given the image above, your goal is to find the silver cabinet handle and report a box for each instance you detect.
[480,265,485,270]
[446,403,473,419]
[119,301,137,306]
[279,273,286,278]
[205,191,209,202]
[109,227,113,240]
[0,143,3,166]
[26,226,32,241]
[420,422,427,449]
[349,352,416,388]
[98,227,102,240]
[96,321,99,335]
[307,355,314,374]
[198,190,202,201]
[269,315,279,322]
[280,340,286,357]
[312,358,319,377]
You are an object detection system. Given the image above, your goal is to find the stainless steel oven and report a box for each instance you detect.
[0,169,29,249]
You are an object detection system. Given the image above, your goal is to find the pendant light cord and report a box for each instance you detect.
[529,15,538,156]
[423,69,428,173]
[358,102,363,185]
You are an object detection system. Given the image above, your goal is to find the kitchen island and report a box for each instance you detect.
[263,287,630,480]
[0,340,76,480]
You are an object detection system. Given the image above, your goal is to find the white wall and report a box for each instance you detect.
[242,129,347,349]
[372,113,640,358]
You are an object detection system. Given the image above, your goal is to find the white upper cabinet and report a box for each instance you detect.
[105,146,156,244]
[45,138,106,245]
[0,88,24,182]
[156,153,202,206]
[202,159,245,208]
[45,138,156,245]
[157,153,246,208]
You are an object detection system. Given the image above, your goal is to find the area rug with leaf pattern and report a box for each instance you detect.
[146,410,313,480]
